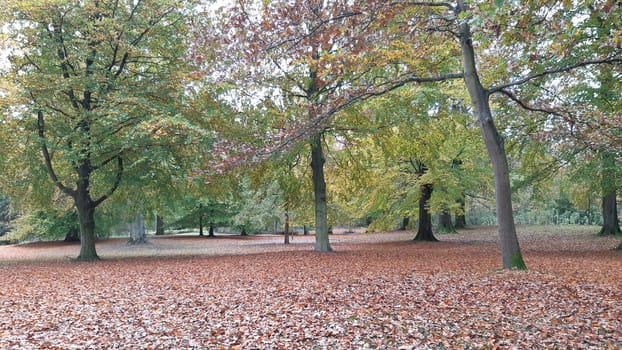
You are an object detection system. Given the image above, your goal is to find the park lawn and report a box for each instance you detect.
[0,226,620,349]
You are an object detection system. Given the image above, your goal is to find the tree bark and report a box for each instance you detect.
[76,196,98,261]
[311,133,332,252]
[599,191,621,235]
[457,1,525,269]
[413,183,438,241]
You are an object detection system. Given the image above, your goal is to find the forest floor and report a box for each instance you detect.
[0,225,620,349]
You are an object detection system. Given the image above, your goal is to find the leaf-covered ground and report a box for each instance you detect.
[1,226,620,349]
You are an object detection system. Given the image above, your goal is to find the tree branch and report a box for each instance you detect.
[91,151,122,172]
[404,1,455,10]
[37,111,75,197]
[489,56,622,94]
[130,5,176,46]
[48,16,82,111]
[256,71,464,158]
[497,88,564,116]
[93,156,123,208]
[497,89,606,154]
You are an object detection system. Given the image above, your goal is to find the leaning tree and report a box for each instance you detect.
[374,0,621,268]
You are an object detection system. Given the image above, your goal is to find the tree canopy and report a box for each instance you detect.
[1,0,209,259]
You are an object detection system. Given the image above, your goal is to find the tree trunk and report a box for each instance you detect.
[413,183,438,241]
[599,191,621,235]
[438,211,456,233]
[209,225,215,237]
[76,198,98,261]
[155,215,165,235]
[457,2,525,269]
[471,84,525,270]
[284,212,290,245]
[455,195,467,229]
[311,133,332,252]
[199,213,204,236]
[303,225,308,235]
[599,152,620,235]
[400,217,410,230]
[128,213,147,245]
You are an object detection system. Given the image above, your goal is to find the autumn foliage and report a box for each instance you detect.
[1,226,620,348]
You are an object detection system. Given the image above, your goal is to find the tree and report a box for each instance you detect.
[554,65,621,235]
[230,177,283,235]
[452,0,524,268]
[598,152,621,235]
[191,0,620,268]
[0,196,12,236]
[155,215,165,236]
[454,195,467,229]
[269,153,314,244]
[128,213,147,245]
[438,211,456,233]
[166,195,232,236]
[491,16,621,233]
[413,163,437,241]
[316,0,620,267]
[2,0,199,260]
[389,0,620,268]
[191,0,462,252]
[284,210,291,244]
[199,200,231,237]
[329,83,487,238]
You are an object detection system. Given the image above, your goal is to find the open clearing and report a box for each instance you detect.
[1,226,620,349]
